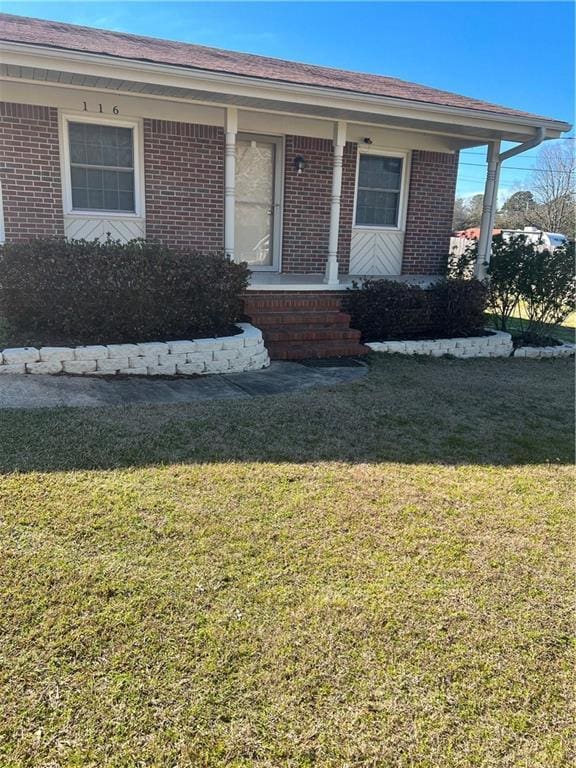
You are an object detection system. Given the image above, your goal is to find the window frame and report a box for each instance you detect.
[353,148,410,231]
[60,112,145,218]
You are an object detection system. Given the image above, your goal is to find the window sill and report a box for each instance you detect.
[65,211,144,219]
[353,225,404,232]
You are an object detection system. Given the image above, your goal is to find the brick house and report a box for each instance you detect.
[0,14,570,358]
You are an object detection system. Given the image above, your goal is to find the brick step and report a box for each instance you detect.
[263,324,362,343]
[266,339,369,360]
[244,291,365,360]
[243,294,345,313]
[246,310,352,326]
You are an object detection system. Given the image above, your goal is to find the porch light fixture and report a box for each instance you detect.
[294,155,306,175]
[362,137,373,145]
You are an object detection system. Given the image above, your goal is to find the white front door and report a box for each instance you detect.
[235,135,283,270]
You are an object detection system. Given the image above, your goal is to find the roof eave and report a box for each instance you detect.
[0,39,571,138]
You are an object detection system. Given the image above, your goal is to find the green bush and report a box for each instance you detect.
[428,278,487,338]
[487,235,575,340]
[342,280,430,341]
[343,278,487,342]
[514,240,575,339]
[446,243,477,280]
[485,234,534,333]
[0,238,249,345]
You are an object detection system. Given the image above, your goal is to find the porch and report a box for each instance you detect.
[247,271,440,291]
[244,272,443,358]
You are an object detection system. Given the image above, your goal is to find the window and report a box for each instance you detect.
[355,154,403,227]
[68,122,135,212]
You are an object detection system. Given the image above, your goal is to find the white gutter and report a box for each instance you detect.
[475,127,547,279]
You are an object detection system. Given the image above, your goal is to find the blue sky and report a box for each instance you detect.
[3,1,574,200]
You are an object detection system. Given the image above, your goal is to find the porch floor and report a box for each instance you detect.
[247,272,441,291]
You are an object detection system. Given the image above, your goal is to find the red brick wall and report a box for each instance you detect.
[0,104,458,281]
[402,149,459,274]
[0,102,64,241]
[143,119,224,250]
[282,135,357,274]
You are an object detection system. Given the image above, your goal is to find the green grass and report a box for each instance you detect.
[485,311,575,345]
[0,355,574,767]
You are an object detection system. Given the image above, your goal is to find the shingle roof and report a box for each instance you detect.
[0,13,565,125]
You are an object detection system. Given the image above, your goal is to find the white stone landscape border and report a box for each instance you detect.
[367,329,575,359]
[512,343,575,358]
[0,323,269,376]
[367,330,513,358]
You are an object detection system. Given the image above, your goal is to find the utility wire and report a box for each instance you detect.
[459,161,573,173]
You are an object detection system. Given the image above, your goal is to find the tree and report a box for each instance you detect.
[466,194,485,229]
[527,142,575,236]
[498,190,536,229]
[452,193,484,230]
[452,197,470,230]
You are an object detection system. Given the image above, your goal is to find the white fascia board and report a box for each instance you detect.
[0,41,571,138]
[0,77,480,151]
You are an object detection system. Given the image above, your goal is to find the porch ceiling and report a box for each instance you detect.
[0,62,555,144]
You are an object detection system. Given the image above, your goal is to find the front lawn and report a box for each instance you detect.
[0,355,573,767]
[485,308,576,345]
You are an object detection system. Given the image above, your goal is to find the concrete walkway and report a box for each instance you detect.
[0,360,368,410]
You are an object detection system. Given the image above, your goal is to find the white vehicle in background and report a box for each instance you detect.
[501,227,568,251]
[450,226,569,257]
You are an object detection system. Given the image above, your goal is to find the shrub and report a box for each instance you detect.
[343,278,487,342]
[515,240,575,338]
[342,280,430,342]
[428,278,487,338]
[485,234,533,332]
[446,242,477,280]
[487,235,575,341]
[0,238,249,345]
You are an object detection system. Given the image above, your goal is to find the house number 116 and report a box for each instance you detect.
[82,102,120,114]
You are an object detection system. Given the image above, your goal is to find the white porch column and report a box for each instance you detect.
[224,107,238,260]
[325,120,347,285]
[475,140,501,279]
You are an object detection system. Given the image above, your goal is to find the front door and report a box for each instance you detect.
[235,135,283,270]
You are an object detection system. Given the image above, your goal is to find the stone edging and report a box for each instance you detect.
[512,343,575,358]
[367,329,575,359]
[0,323,270,376]
[367,330,514,358]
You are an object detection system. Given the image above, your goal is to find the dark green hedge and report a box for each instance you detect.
[343,278,487,342]
[0,238,249,345]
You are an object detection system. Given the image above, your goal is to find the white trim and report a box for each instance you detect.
[1,77,488,152]
[352,147,411,232]
[1,41,569,136]
[224,106,237,260]
[1,75,507,148]
[325,120,347,285]
[59,111,145,218]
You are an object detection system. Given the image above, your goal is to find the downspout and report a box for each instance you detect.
[475,127,546,279]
